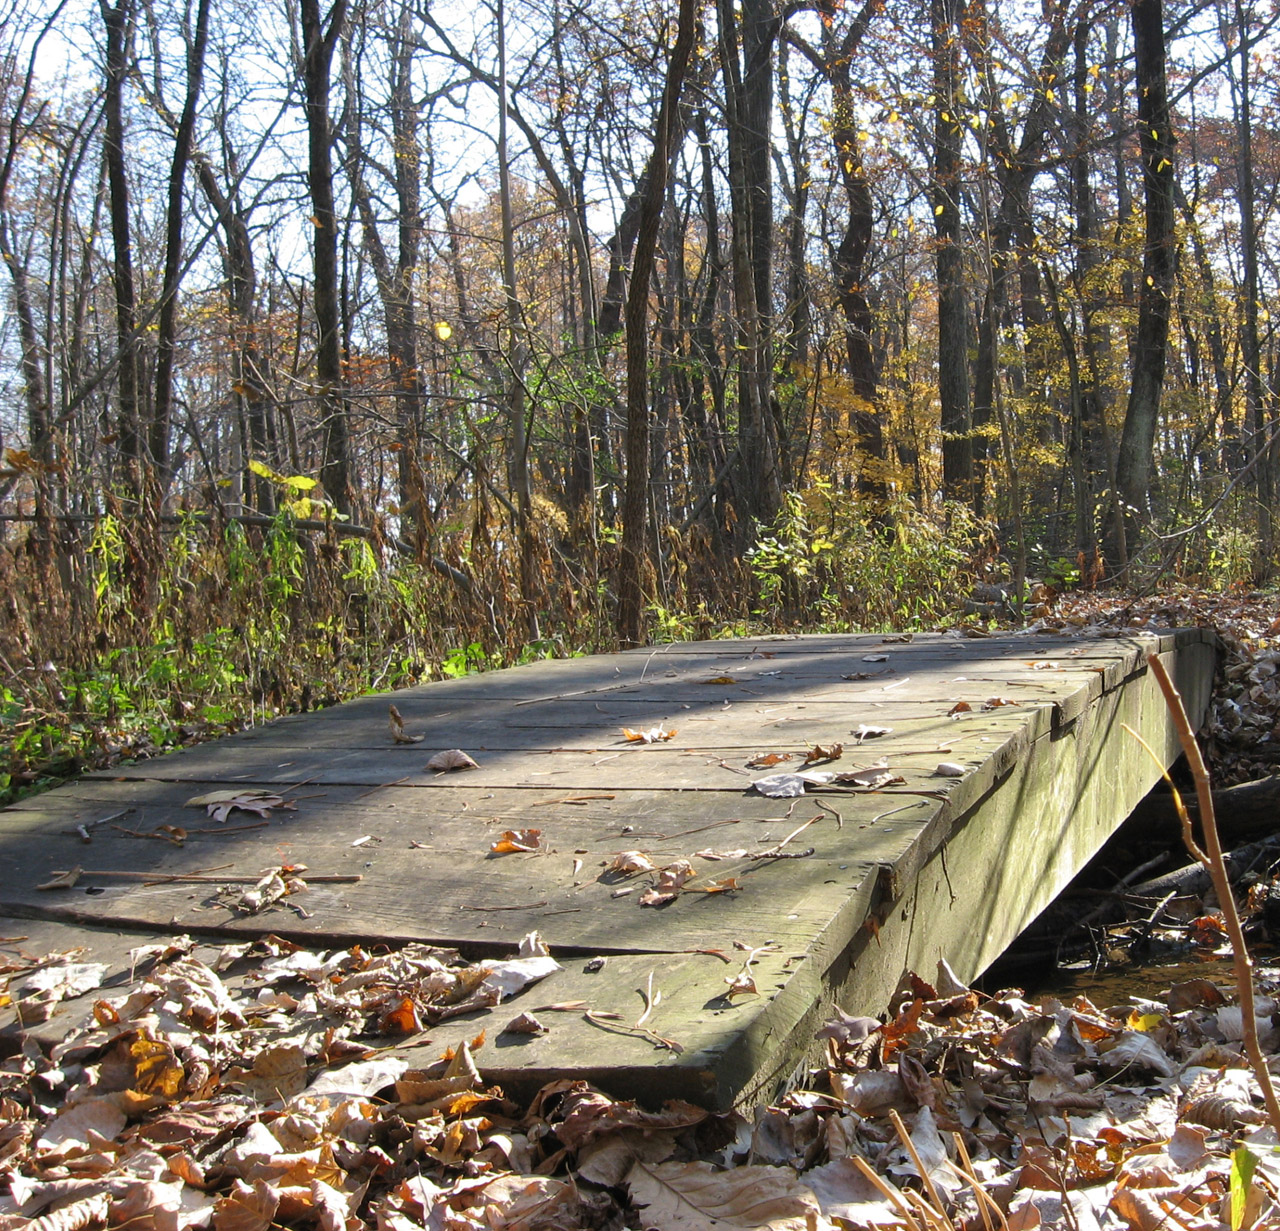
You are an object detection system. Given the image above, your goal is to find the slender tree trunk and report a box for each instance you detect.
[299,0,351,516]
[1107,0,1174,570]
[495,0,539,643]
[150,0,211,489]
[719,0,784,537]
[932,0,972,504]
[99,0,142,495]
[1233,0,1271,574]
[617,0,697,646]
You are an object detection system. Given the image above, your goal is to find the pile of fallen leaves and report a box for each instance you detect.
[6,923,1280,1230]
[1024,586,1280,788]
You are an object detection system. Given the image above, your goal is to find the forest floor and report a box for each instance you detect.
[5,586,1280,1230]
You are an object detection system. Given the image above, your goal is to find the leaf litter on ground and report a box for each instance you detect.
[11,922,1280,1229]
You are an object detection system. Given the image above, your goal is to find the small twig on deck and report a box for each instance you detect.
[52,869,362,885]
[1139,653,1280,1135]
[753,814,821,860]
[354,776,412,799]
[532,794,617,806]
[62,809,134,842]
[869,801,929,825]
[458,901,548,912]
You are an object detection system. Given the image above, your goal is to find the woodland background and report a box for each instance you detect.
[0,0,1274,798]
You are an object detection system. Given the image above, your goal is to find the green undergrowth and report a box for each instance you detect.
[0,497,991,806]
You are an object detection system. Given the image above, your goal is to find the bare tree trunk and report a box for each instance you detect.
[349,3,431,551]
[150,0,211,490]
[932,0,972,504]
[719,0,784,538]
[1232,0,1271,575]
[99,0,143,495]
[495,0,539,643]
[617,0,697,646]
[299,0,351,516]
[1107,0,1174,571]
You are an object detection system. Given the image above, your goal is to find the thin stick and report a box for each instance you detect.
[848,1154,922,1231]
[753,814,821,859]
[889,1108,948,1214]
[1144,653,1280,1133]
[952,1133,1009,1231]
[458,900,548,912]
[52,869,362,884]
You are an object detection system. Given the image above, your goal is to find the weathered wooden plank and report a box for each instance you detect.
[0,629,1218,1109]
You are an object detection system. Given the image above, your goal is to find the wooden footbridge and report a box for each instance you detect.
[0,629,1216,1108]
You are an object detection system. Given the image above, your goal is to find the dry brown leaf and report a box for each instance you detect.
[622,725,677,743]
[639,860,696,906]
[983,695,1021,708]
[805,743,843,763]
[701,675,738,684]
[501,1012,548,1035]
[609,850,655,874]
[389,704,424,744]
[746,752,793,768]
[832,768,904,788]
[378,997,423,1036]
[37,867,82,891]
[25,1193,111,1231]
[426,748,479,771]
[213,1178,280,1231]
[489,828,542,854]
[948,700,973,715]
[626,1159,819,1230]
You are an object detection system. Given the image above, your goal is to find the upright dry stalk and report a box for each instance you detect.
[1146,652,1280,1132]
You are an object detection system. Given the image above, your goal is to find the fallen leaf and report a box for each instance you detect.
[426,748,479,771]
[622,725,678,743]
[640,861,696,906]
[983,695,1021,708]
[853,724,893,742]
[701,676,738,684]
[691,877,742,893]
[14,961,109,1003]
[948,701,973,715]
[501,1012,548,1035]
[490,828,542,854]
[746,752,793,768]
[378,997,423,1035]
[610,850,655,874]
[389,704,424,743]
[37,866,82,890]
[832,768,905,788]
[724,971,758,996]
[752,771,834,797]
[805,743,844,763]
[626,1160,819,1230]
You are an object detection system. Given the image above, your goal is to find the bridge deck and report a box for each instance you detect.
[0,629,1216,1107]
